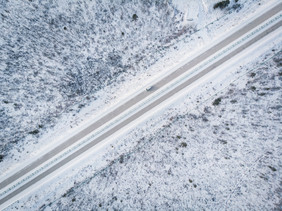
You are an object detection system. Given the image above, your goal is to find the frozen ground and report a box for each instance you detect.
[5,20,282,210]
[0,0,272,176]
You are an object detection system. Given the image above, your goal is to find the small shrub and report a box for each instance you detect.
[202,116,208,122]
[168,169,172,175]
[232,4,241,10]
[273,57,282,67]
[212,98,222,106]
[72,198,76,202]
[213,0,230,9]
[29,129,39,135]
[259,174,268,181]
[78,104,85,109]
[250,86,256,91]
[218,139,227,144]
[39,204,46,210]
[250,72,256,78]
[0,154,4,162]
[268,166,277,172]
[230,99,237,104]
[176,135,181,139]
[3,100,9,104]
[204,106,211,113]
[180,142,187,148]
[119,155,124,164]
[132,14,138,21]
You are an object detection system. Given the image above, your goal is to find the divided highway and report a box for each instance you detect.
[0,2,281,209]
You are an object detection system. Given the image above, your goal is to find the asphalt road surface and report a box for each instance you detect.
[0,2,281,207]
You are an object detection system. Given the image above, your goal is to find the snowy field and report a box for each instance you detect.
[4,11,282,210]
[0,0,273,177]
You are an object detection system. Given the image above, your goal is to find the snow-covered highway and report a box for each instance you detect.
[0,1,281,209]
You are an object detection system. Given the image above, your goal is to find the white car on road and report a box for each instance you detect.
[146,86,153,91]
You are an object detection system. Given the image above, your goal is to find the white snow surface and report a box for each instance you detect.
[1,0,282,210]
[4,10,282,210]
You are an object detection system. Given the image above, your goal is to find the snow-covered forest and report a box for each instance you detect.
[1,0,281,210]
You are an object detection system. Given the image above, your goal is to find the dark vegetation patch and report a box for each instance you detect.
[28,129,39,135]
[232,3,241,11]
[250,72,256,78]
[180,142,187,148]
[218,139,227,144]
[268,166,277,172]
[119,154,124,164]
[132,14,138,21]
[273,56,282,67]
[39,204,46,210]
[0,154,4,162]
[258,93,266,96]
[230,99,237,104]
[213,0,230,9]
[212,98,222,106]
[250,86,256,91]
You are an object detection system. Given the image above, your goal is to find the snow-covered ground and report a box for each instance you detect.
[4,9,282,210]
[0,0,273,177]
